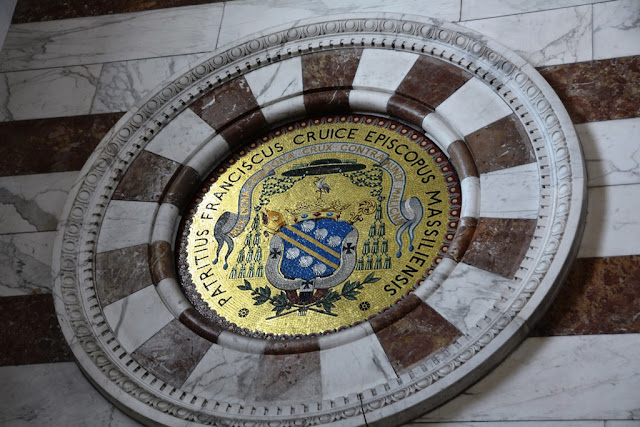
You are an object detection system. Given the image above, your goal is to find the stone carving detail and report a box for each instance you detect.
[54,16,579,424]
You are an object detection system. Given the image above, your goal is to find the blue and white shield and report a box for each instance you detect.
[265,218,358,292]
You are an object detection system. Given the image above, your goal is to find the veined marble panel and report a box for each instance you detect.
[102,284,174,353]
[0,0,16,51]
[244,57,303,106]
[0,171,78,234]
[182,344,263,404]
[216,0,461,47]
[417,334,640,422]
[90,53,206,114]
[578,183,640,258]
[0,5,224,72]
[436,78,512,137]
[0,65,101,122]
[352,49,418,91]
[319,332,397,399]
[144,108,215,165]
[97,200,157,253]
[577,118,640,187]
[0,231,55,296]
[0,363,142,426]
[593,0,640,60]
[426,262,512,333]
[480,163,540,219]
[461,0,606,21]
[459,5,592,66]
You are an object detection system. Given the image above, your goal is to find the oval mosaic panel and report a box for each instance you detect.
[53,14,586,426]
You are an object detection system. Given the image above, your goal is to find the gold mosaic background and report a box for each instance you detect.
[180,116,459,336]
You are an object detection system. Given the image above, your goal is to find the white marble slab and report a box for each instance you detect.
[459,5,592,66]
[577,118,640,188]
[0,171,78,234]
[244,56,303,106]
[90,53,206,114]
[0,4,224,72]
[417,334,640,422]
[352,49,419,91]
[182,344,262,404]
[102,284,174,353]
[97,200,157,253]
[426,262,512,333]
[319,332,397,400]
[594,0,640,60]
[0,363,142,427]
[436,78,512,137]
[480,162,539,219]
[0,64,101,121]
[578,183,640,258]
[144,108,215,165]
[217,0,461,47]
[461,0,605,21]
[0,231,55,296]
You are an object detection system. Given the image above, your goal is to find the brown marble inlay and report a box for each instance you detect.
[131,318,212,389]
[304,90,351,116]
[149,241,177,284]
[164,165,201,212]
[95,244,152,306]
[387,95,433,127]
[395,55,472,109]
[246,351,321,403]
[218,111,269,150]
[534,255,640,336]
[264,337,320,355]
[0,113,122,177]
[112,150,180,202]
[369,294,423,333]
[190,77,261,131]
[0,294,73,366]
[465,114,536,174]
[539,56,640,124]
[446,217,478,262]
[12,0,223,24]
[302,49,362,91]
[377,302,461,372]
[463,218,537,279]
[179,308,222,343]
[447,140,479,180]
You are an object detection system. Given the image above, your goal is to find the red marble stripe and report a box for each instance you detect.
[0,113,122,177]
[539,55,640,124]
[112,150,180,202]
[0,294,73,366]
[95,244,153,306]
[12,0,223,24]
[376,302,461,372]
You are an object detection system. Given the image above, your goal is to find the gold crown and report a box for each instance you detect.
[261,209,286,234]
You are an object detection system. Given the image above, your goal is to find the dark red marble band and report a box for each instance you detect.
[304,90,352,115]
[178,308,222,343]
[368,294,423,333]
[218,111,270,150]
[387,95,433,127]
[376,302,461,372]
[445,217,478,262]
[463,217,537,279]
[149,241,177,284]
[163,165,201,212]
[112,150,180,202]
[264,336,320,355]
[447,140,479,180]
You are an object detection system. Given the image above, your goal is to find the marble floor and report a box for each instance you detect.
[1,0,639,426]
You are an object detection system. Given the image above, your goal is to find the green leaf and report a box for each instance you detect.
[237,280,252,291]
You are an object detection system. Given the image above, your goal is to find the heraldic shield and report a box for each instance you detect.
[263,210,359,304]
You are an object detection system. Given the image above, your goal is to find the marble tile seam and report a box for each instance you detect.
[459,0,617,22]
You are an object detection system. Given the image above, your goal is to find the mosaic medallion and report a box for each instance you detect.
[179,115,459,337]
[53,14,586,427]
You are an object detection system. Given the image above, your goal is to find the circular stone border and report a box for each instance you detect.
[53,13,586,426]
